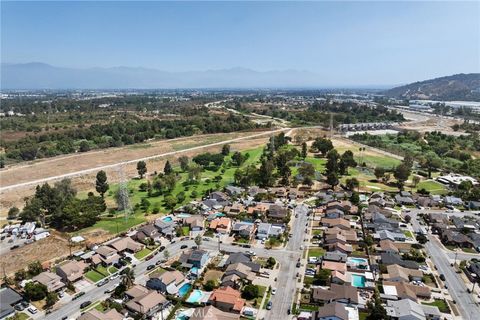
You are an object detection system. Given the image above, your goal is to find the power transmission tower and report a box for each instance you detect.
[329,113,334,138]
[116,165,131,224]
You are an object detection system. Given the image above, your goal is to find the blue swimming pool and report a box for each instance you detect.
[177,213,191,218]
[351,274,366,288]
[348,257,368,264]
[178,283,192,297]
[162,216,173,222]
[186,289,203,303]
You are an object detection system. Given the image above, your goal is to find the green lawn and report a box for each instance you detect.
[308,248,326,258]
[85,270,106,282]
[422,299,450,313]
[181,226,190,236]
[461,247,477,253]
[403,230,414,239]
[253,285,267,307]
[262,290,272,309]
[7,312,30,320]
[416,180,448,195]
[134,248,153,260]
[359,312,369,320]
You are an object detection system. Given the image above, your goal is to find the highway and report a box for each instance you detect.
[408,209,480,320]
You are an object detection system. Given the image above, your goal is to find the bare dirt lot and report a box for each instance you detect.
[0,130,281,217]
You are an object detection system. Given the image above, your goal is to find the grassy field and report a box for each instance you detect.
[422,299,450,313]
[415,180,448,195]
[85,269,106,283]
[307,247,326,258]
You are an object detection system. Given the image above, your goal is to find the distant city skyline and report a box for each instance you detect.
[1,1,479,86]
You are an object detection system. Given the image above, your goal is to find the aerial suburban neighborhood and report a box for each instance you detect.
[1,1,480,320]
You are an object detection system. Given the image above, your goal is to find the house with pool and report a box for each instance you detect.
[146,270,188,295]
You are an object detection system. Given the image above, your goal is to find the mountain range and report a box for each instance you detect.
[1,62,325,89]
[384,73,480,101]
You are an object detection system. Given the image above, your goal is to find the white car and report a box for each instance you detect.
[271,288,277,295]
[247,250,256,256]
[28,306,38,314]
[110,274,119,280]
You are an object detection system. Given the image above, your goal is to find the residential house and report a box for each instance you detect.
[183,215,205,232]
[441,230,473,248]
[267,204,289,221]
[225,186,244,197]
[223,253,260,273]
[210,191,229,202]
[386,299,426,320]
[109,237,144,253]
[222,263,256,288]
[311,284,359,305]
[232,222,256,239]
[134,224,160,244]
[380,253,419,270]
[246,203,269,217]
[374,230,406,242]
[125,285,169,317]
[269,187,288,198]
[324,228,358,243]
[190,305,240,320]
[223,203,246,217]
[77,309,124,320]
[378,240,400,254]
[382,281,431,301]
[256,223,283,240]
[179,250,209,268]
[327,242,353,254]
[247,186,267,197]
[321,260,347,274]
[0,287,23,319]
[444,196,463,206]
[313,302,358,320]
[154,219,176,237]
[32,271,65,292]
[209,217,232,234]
[384,264,423,282]
[321,218,351,230]
[94,246,120,265]
[322,251,348,263]
[146,270,186,294]
[208,286,245,314]
[56,260,87,283]
[395,191,415,206]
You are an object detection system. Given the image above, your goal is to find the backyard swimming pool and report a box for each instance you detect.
[177,213,192,218]
[186,290,204,303]
[178,283,192,297]
[351,274,366,288]
[348,257,368,264]
[162,216,173,222]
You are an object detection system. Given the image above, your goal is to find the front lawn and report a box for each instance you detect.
[461,247,477,253]
[181,226,190,236]
[422,299,450,313]
[85,269,106,283]
[134,248,153,260]
[403,230,414,238]
[308,247,326,258]
[253,285,267,308]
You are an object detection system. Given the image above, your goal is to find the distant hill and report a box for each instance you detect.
[384,73,480,101]
[0,62,323,89]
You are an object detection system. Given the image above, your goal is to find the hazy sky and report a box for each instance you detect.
[2,1,479,86]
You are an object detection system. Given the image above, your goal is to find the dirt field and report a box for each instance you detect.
[0,130,279,217]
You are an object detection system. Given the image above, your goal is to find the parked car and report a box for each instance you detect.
[440,274,446,281]
[73,292,85,300]
[247,250,256,256]
[80,301,92,309]
[105,284,118,294]
[147,264,155,271]
[271,288,277,295]
[296,261,301,268]
[180,245,188,249]
[10,245,19,250]
[110,274,119,280]
[159,246,166,251]
[97,279,109,287]
[266,301,272,310]
[27,306,38,314]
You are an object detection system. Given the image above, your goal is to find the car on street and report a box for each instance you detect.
[439,274,446,281]
[266,301,272,310]
[10,245,20,250]
[110,274,119,280]
[296,261,301,268]
[147,264,155,270]
[105,284,119,294]
[72,292,85,300]
[97,279,109,287]
[247,250,256,256]
[80,301,92,309]
[180,244,188,249]
[271,288,277,295]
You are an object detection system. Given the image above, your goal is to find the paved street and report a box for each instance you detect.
[408,209,480,320]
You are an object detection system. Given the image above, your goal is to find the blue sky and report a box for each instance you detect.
[1,1,479,86]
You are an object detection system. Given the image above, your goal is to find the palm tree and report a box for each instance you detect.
[121,267,135,288]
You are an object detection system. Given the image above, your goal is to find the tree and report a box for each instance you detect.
[140,198,150,212]
[231,151,245,166]
[394,164,411,190]
[412,175,421,188]
[79,140,90,152]
[194,234,202,249]
[7,207,19,220]
[350,192,360,205]
[266,257,276,268]
[345,178,359,191]
[311,137,333,156]
[301,142,308,159]
[340,150,357,174]
[27,261,43,277]
[241,284,260,300]
[221,144,231,156]
[95,170,109,198]
[258,159,275,187]
[420,152,443,178]
[203,279,219,291]
[179,155,189,172]
[325,149,340,175]
[366,290,389,320]
[404,215,412,223]
[163,249,170,260]
[326,172,339,189]
[164,160,173,175]
[187,163,203,181]
[374,167,386,181]
[24,282,48,301]
[45,291,59,308]
[137,161,147,178]
[298,162,315,179]
[314,269,331,286]
[164,195,177,212]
